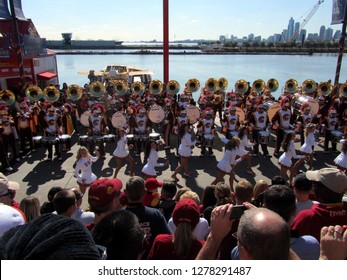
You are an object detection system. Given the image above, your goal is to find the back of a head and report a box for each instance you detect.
[125,176,145,202]
[174,187,191,202]
[179,190,200,205]
[47,186,63,202]
[263,185,296,223]
[161,180,177,199]
[53,190,76,215]
[92,210,145,260]
[238,208,290,260]
[19,196,41,222]
[214,183,232,205]
[234,179,254,204]
[271,176,286,186]
[1,214,100,260]
[293,173,312,193]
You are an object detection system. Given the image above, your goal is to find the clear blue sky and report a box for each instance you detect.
[22,0,340,41]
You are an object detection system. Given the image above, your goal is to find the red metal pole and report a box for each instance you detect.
[163,0,169,84]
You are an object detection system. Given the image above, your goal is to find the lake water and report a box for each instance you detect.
[56,53,347,100]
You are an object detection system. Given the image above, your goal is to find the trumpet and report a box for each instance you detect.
[166,80,180,95]
[252,79,266,94]
[205,78,218,92]
[131,81,145,95]
[90,81,105,97]
[0,90,15,106]
[149,79,163,95]
[67,84,83,100]
[218,77,228,91]
[235,79,249,95]
[284,79,298,94]
[339,82,347,98]
[25,86,43,101]
[302,79,317,94]
[186,78,200,93]
[43,86,60,102]
[114,79,128,95]
[317,81,332,97]
[267,79,279,92]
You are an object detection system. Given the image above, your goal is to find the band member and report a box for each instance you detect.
[88,104,108,156]
[296,103,313,146]
[248,103,271,157]
[321,108,339,153]
[197,109,215,156]
[112,128,134,178]
[141,140,168,179]
[299,123,319,170]
[74,146,100,194]
[131,106,152,156]
[17,102,34,153]
[61,103,74,150]
[278,131,304,184]
[272,97,294,156]
[43,104,62,161]
[29,104,43,136]
[334,139,347,175]
[171,123,196,182]
[163,98,175,149]
[222,106,240,139]
[212,90,224,122]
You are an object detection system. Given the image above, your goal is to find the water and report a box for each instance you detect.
[56,53,347,100]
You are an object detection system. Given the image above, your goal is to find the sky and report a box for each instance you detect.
[21,0,341,41]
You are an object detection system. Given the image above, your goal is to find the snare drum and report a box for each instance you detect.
[103,134,115,143]
[80,111,92,127]
[263,101,281,122]
[78,135,89,146]
[149,132,160,141]
[32,136,43,147]
[292,94,319,115]
[186,105,201,124]
[126,134,135,147]
[94,136,104,144]
[111,111,127,128]
[258,131,270,145]
[43,136,59,145]
[203,133,214,147]
[59,134,71,144]
[148,105,165,124]
[331,130,343,143]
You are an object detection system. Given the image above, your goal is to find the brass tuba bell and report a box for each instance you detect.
[317,81,332,97]
[186,78,200,93]
[218,77,228,91]
[284,79,298,94]
[131,81,145,96]
[25,86,43,101]
[267,79,279,93]
[235,79,249,95]
[43,86,60,102]
[205,78,218,92]
[0,90,15,106]
[113,79,128,95]
[67,84,83,100]
[90,81,105,97]
[166,80,180,95]
[149,79,163,95]
[302,79,317,94]
[252,79,266,94]
[339,82,347,98]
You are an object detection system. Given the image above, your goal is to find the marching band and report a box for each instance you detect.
[0,76,347,185]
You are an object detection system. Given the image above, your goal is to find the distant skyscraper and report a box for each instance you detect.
[287,17,294,40]
[325,28,333,41]
[294,22,300,40]
[248,33,254,41]
[333,30,342,41]
[319,25,326,42]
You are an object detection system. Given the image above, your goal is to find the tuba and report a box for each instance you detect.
[90,81,105,97]
[317,82,332,97]
[67,84,83,100]
[149,79,163,95]
[186,78,200,93]
[235,79,249,95]
[267,79,279,93]
[339,82,347,98]
[166,80,180,95]
[25,86,43,101]
[284,79,298,94]
[0,90,15,106]
[252,79,266,94]
[131,81,145,96]
[205,78,218,92]
[113,79,128,95]
[43,86,60,102]
[302,79,317,94]
[218,77,228,91]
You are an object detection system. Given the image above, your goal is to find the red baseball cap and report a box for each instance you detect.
[172,198,200,228]
[88,178,122,210]
[145,178,163,191]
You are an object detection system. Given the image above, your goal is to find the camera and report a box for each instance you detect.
[229,205,247,220]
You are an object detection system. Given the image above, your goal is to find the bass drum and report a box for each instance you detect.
[263,101,281,122]
[235,107,245,123]
[80,111,92,127]
[111,111,127,128]
[186,104,201,124]
[292,94,319,115]
[148,104,165,123]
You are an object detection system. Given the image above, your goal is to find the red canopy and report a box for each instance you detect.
[36,71,57,80]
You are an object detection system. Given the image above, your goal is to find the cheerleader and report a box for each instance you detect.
[299,123,319,170]
[112,128,134,178]
[236,126,255,175]
[74,146,100,194]
[334,139,347,175]
[211,137,245,192]
[278,131,305,184]
[171,123,196,181]
[141,140,168,179]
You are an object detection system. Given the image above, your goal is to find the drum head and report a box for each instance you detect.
[266,102,281,122]
[235,107,245,123]
[111,112,127,128]
[186,105,200,124]
[298,96,319,115]
[148,105,165,123]
[80,111,92,127]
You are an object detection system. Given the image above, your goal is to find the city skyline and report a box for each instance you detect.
[22,0,341,42]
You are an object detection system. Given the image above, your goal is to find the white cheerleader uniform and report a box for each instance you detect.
[239,135,253,156]
[217,147,243,174]
[334,152,347,169]
[141,149,164,177]
[178,132,196,157]
[113,136,129,158]
[279,141,304,168]
[300,132,318,154]
[74,156,99,184]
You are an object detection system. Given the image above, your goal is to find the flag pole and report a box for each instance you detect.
[163,0,169,84]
